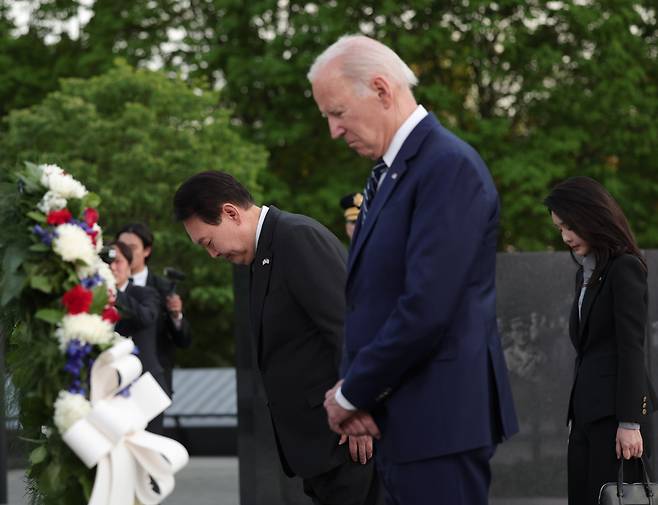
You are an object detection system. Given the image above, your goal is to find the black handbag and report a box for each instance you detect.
[599,457,658,505]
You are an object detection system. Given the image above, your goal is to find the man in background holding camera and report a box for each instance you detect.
[117,223,192,396]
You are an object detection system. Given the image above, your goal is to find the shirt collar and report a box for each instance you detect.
[255,205,269,251]
[582,254,596,278]
[382,105,428,167]
[131,266,148,287]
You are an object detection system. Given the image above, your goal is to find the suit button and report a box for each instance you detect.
[375,387,392,402]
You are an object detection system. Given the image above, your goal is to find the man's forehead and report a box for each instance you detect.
[314,75,349,110]
[183,217,206,236]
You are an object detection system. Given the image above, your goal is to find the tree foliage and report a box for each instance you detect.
[2,0,656,249]
[172,0,658,250]
[0,62,268,366]
[1,1,657,365]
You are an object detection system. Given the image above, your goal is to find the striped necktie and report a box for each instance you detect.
[360,159,387,225]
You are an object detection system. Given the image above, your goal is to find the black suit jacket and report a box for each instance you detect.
[249,206,348,479]
[568,254,657,426]
[115,283,167,392]
[145,272,192,388]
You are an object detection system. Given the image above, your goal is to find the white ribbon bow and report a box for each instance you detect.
[62,339,189,505]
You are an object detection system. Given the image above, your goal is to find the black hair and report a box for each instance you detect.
[544,176,645,286]
[116,223,154,248]
[115,222,154,263]
[173,171,255,224]
[111,240,134,266]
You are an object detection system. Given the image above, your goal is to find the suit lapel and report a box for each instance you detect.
[348,158,408,272]
[348,114,438,274]
[249,206,279,366]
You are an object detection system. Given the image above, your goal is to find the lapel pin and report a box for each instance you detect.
[391,173,398,180]
[262,258,270,266]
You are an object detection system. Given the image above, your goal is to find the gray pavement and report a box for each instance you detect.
[4,457,566,504]
[4,457,239,505]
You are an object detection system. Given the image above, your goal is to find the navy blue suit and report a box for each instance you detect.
[341,113,518,503]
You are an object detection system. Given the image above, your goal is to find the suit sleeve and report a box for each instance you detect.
[281,223,347,370]
[342,152,496,410]
[166,316,192,348]
[116,286,160,329]
[152,275,192,348]
[611,255,649,422]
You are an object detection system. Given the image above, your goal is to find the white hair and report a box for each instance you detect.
[307,34,418,94]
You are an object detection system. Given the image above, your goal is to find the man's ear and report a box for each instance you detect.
[143,245,152,260]
[371,76,393,108]
[222,203,241,223]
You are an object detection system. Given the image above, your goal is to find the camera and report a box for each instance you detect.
[99,245,117,265]
[163,267,186,294]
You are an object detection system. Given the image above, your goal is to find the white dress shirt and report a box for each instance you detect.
[255,205,270,250]
[131,266,148,287]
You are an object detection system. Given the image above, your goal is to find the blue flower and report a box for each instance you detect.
[32,224,57,246]
[70,219,92,234]
[64,339,94,393]
[81,273,103,290]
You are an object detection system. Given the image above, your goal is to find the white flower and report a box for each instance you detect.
[39,164,65,186]
[76,258,116,295]
[52,223,96,266]
[96,260,115,293]
[53,391,91,434]
[37,190,67,213]
[39,163,88,199]
[55,313,114,349]
[92,223,104,253]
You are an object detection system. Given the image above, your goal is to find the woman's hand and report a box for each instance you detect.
[616,427,643,460]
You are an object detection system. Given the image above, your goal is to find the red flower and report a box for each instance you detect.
[46,209,72,226]
[101,305,121,323]
[84,208,99,228]
[88,229,99,246]
[62,285,93,314]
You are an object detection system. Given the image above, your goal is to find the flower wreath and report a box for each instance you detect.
[0,163,187,505]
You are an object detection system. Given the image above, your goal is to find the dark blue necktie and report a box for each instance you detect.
[360,159,387,225]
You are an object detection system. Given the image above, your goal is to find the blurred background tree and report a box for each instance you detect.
[1,0,656,364]
[0,61,267,365]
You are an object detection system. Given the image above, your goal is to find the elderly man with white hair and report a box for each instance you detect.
[310,35,519,505]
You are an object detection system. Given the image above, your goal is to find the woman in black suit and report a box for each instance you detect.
[545,176,656,505]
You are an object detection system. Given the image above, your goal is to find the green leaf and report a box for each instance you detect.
[27,211,47,223]
[81,192,101,210]
[30,275,52,293]
[29,243,50,252]
[0,271,26,306]
[67,198,81,217]
[79,473,93,500]
[35,308,64,324]
[2,244,27,273]
[17,170,42,194]
[89,285,108,314]
[29,445,48,465]
[42,461,62,493]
